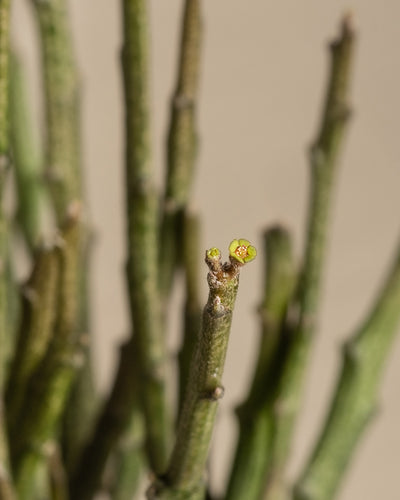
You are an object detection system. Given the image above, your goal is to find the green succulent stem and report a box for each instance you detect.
[121,0,171,474]
[0,0,10,161]
[6,244,60,431]
[9,52,44,251]
[10,206,82,499]
[30,0,82,222]
[0,1,15,497]
[293,238,400,500]
[107,406,145,500]
[69,338,142,500]
[159,0,202,298]
[225,226,296,500]
[178,212,202,412]
[150,241,255,499]
[262,16,356,500]
[0,0,11,388]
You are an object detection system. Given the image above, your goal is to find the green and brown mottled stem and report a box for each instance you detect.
[263,16,356,500]
[293,238,400,500]
[30,0,82,222]
[9,52,44,251]
[150,240,256,499]
[121,0,171,474]
[159,0,202,297]
[225,226,296,500]
[6,244,60,431]
[10,205,82,499]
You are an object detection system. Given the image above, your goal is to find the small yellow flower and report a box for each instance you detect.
[229,239,257,264]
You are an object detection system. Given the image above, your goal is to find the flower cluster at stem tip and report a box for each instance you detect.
[229,239,257,264]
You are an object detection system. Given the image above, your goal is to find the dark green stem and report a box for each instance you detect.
[293,238,400,500]
[150,242,256,499]
[11,206,82,499]
[47,443,68,500]
[159,0,202,298]
[121,0,171,474]
[226,226,296,500]
[70,338,141,500]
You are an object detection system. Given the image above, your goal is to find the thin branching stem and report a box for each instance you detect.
[178,212,202,413]
[293,238,400,500]
[30,0,82,222]
[69,338,142,500]
[159,0,202,298]
[11,206,82,499]
[226,226,296,500]
[0,1,15,497]
[151,241,256,499]
[9,53,44,251]
[121,0,171,474]
[262,16,356,500]
[6,245,60,430]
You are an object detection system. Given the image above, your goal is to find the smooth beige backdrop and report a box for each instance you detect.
[13,1,400,499]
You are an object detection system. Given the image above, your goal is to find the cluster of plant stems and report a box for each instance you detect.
[0,1,399,500]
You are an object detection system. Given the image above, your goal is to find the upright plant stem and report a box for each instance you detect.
[225,226,296,500]
[262,17,356,500]
[0,0,10,387]
[106,394,145,500]
[150,241,256,499]
[30,1,96,475]
[30,0,82,222]
[160,0,202,298]
[9,52,44,251]
[10,207,82,499]
[6,245,60,430]
[0,1,15,497]
[294,238,400,500]
[121,0,171,474]
[178,212,202,412]
[69,338,142,500]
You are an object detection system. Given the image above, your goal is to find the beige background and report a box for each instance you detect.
[12,1,400,499]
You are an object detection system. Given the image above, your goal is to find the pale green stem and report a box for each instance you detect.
[263,16,356,500]
[159,0,202,298]
[121,0,171,474]
[30,0,81,222]
[226,226,296,500]
[9,52,44,251]
[293,238,400,500]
